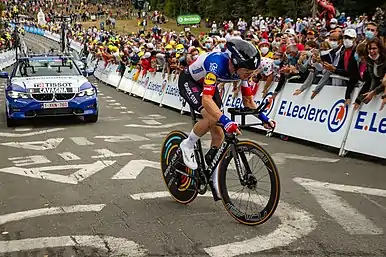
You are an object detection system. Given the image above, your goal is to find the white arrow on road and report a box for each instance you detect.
[0,204,147,256]
[0,160,116,184]
[112,160,159,180]
[0,204,106,225]
[294,177,385,235]
[272,153,340,165]
[0,236,147,256]
[0,128,65,138]
[1,138,64,151]
[130,191,316,257]
[125,122,187,128]
[95,134,150,142]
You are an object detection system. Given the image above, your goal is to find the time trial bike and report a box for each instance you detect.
[160,98,280,226]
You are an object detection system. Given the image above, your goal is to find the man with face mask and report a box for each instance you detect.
[362,22,379,43]
[324,29,357,88]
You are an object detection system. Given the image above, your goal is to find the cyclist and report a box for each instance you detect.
[178,38,276,171]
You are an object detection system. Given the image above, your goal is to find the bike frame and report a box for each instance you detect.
[189,107,250,191]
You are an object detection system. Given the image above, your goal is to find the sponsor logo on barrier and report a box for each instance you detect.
[165,83,179,97]
[146,81,163,95]
[277,99,347,133]
[353,111,386,134]
[224,92,275,116]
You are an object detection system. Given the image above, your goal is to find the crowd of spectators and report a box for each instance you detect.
[3,1,386,111]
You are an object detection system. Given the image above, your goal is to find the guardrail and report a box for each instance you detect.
[36,29,386,159]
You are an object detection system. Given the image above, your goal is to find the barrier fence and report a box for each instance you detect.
[0,50,16,71]
[26,28,386,160]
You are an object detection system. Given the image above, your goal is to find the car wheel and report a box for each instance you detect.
[6,116,18,127]
[84,112,98,123]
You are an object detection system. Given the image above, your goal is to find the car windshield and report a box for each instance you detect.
[14,58,81,77]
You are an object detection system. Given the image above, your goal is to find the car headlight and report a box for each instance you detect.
[7,91,30,99]
[77,88,95,97]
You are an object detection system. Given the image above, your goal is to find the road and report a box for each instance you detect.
[0,34,385,257]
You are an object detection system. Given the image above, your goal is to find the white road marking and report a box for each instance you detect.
[294,177,384,235]
[109,102,121,106]
[125,122,187,128]
[112,160,159,179]
[139,144,160,153]
[0,128,65,138]
[130,191,316,257]
[138,114,166,120]
[145,131,171,138]
[119,106,127,109]
[293,177,386,197]
[92,149,133,158]
[0,160,116,184]
[0,236,147,256]
[70,137,94,145]
[272,153,340,165]
[58,152,81,161]
[106,99,116,102]
[0,204,106,226]
[8,155,51,167]
[1,138,63,151]
[120,111,134,114]
[95,134,150,142]
[105,96,112,99]
[142,120,162,125]
[99,93,104,96]
[13,128,32,132]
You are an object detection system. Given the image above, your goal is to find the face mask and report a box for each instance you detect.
[369,53,380,61]
[219,43,225,49]
[192,55,198,60]
[343,39,354,48]
[365,30,375,40]
[306,50,313,57]
[354,52,360,62]
[329,40,339,49]
[320,50,330,56]
[330,24,336,29]
[286,53,293,60]
[205,43,212,49]
[260,47,269,55]
[273,60,281,66]
[180,39,185,44]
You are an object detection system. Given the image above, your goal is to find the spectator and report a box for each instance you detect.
[361,38,386,109]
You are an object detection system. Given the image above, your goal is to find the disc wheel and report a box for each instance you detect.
[160,130,198,204]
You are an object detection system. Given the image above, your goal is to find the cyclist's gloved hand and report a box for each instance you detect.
[219,114,239,133]
[258,113,276,130]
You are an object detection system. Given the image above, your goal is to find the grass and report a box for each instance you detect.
[81,18,210,36]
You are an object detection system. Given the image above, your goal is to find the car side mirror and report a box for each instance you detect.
[0,71,9,79]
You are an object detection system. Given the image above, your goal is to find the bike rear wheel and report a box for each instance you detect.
[160,130,198,204]
[218,140,280,226]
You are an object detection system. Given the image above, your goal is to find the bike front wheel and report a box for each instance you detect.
[218,140,280,226]
[160,130,198,204]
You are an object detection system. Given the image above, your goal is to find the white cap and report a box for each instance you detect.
[143,52,151,58]
[284,28,296,35]
[330,18,338,24]
[146,43,154,49]
[344,28,357,38]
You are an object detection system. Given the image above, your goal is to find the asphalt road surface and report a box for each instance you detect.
[0,35,385,257]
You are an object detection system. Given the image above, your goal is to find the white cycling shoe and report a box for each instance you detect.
[180,139,198,170]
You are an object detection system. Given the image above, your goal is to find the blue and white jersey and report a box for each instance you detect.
[188,52,240,83]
